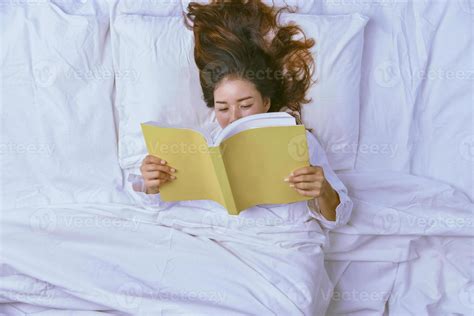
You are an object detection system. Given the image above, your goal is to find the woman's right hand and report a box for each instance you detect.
[140,155,177,194]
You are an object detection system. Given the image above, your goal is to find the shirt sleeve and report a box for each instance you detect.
[127,172,175,209]
[304,130,353,230]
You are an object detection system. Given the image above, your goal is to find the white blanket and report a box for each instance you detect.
[1,202,333,315]
[1,169,472,314]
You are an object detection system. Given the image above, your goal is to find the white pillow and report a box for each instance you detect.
[1,1,121,208]
[112,12,368,171]
[114,0,322,17]
[181,0,322,14]
[113,0,184,17]
[112,15,215,169]
[280,13,368,170]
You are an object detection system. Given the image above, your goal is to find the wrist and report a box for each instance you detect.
[316,180,339,221]
[320,179,334,199]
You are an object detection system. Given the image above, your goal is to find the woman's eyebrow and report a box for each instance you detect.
[215,96,254,104]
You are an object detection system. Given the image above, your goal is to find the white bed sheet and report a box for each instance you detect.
[0,202,333,315]
[317,1,474,315]
[318,0,473,199]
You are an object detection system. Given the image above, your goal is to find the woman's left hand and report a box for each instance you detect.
[284,165,341,221]
[284,165,332,198]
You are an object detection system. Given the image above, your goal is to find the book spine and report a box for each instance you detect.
[208,146,238,215]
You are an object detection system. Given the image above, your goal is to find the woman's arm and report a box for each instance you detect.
[286,165,340,221]
[287,130,354,229]
[128,172,162,205]
[317,177,340,221]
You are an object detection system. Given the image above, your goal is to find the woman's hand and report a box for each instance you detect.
[140,155,177,194]
[284,165,340,221]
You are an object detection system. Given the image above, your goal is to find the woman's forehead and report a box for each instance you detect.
[214,78,258,97]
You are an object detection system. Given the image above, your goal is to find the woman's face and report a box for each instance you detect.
[213,77,270,129]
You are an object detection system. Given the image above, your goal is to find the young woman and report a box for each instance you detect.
[135,0,353,313]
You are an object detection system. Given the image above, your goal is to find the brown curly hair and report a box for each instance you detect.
[184,0,316,116]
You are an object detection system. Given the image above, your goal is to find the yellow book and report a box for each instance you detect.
[141,112,312,215]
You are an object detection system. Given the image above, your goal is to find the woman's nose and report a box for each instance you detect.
[229,107,242,124]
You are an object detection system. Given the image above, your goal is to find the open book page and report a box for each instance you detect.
[212,112,296,146]
[141,122,226,206]
[218,123,312,213]
[142,120,214,145]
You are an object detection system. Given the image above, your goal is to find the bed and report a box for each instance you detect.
[1,0,472,315]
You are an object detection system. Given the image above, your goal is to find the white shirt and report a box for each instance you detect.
[129,122,353,231]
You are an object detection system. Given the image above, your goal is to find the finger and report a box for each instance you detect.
[290,166,315,177]
[144,155,160,164]
[291,182,319,191]
[294,187,320,197]
[144,171,176,181]
[143,164,177,175]
[288,174,319,183]
[145,155,167,165]
[143,164,171,173]
[146,178,169,188]
[292,181,323,192]
[291,165,324,177]
[288,166,309,177]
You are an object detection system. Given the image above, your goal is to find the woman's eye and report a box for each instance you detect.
[218,108,228,112]
[242,104,253,108]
